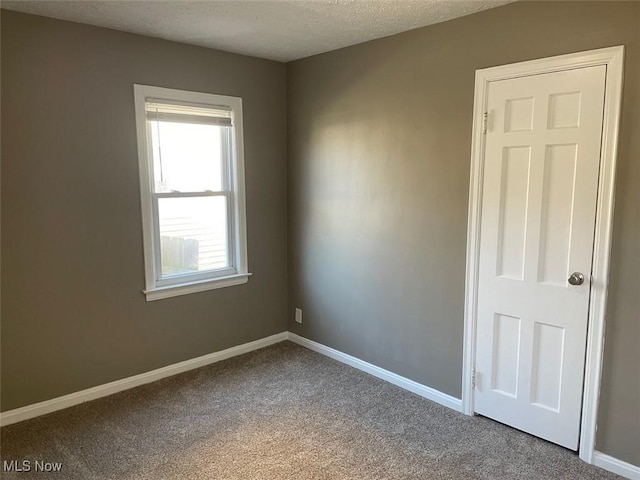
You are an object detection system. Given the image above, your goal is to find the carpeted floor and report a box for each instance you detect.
[0,341,620,479]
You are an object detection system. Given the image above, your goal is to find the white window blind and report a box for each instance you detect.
[145,99,233,127]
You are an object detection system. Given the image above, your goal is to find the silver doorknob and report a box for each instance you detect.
[568,272,585,286]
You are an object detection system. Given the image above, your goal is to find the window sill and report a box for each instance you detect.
[143,273,251,301]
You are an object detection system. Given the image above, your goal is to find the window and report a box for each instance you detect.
[133,85,249,301]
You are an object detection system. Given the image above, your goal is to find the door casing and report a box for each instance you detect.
[462,46,625,465]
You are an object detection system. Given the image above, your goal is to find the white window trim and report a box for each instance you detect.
[133,84,250,301]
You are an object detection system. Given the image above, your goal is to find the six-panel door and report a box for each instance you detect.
[474,65,606,450]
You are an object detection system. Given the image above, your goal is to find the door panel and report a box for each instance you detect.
[496,146,530,280]
[474,65,606,450]
[538,144,578,285]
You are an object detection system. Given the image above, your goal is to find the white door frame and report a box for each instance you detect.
[462,46,625,464]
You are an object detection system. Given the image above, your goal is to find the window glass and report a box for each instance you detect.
[150,121,226,193]
[158,196,229,277]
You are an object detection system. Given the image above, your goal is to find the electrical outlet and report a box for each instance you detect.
[295,308,303,324]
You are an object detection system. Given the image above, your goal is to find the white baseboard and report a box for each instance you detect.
[287,333,640,478]
[0,331,461,427]
[286,332,463,412]
[0,332,288,427]
[593,451,640,480]
[5,330,634,480]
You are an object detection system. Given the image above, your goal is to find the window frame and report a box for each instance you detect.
[133,84,249,301]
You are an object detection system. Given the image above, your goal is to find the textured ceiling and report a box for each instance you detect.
[1,0,513,62]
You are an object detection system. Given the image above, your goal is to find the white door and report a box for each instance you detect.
[474,65,606,450]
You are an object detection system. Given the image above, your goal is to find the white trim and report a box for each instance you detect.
[0,332,287,427]
[133,84,249,301]
[144,272,251,301]
[0,331,463,427]
[287,332,462,412]
[593,451,640,480]
[462,46,625,464]
[578,46,625,464]
[3,328,635,480]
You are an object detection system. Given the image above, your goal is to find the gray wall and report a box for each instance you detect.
[1,11,288,411]
[287,1,639,465]
[2,1,638,468]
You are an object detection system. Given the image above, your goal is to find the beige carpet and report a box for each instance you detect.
[0,341,621,479]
